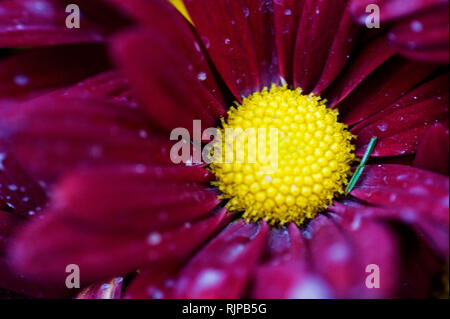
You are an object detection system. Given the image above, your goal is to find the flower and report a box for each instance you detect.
[0,0,448,299]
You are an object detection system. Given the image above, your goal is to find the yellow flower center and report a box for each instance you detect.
[209,85,356,226]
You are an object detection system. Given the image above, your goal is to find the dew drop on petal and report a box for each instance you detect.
[14,74,29,86]
[197,72,207,81]
[147,232,162,245]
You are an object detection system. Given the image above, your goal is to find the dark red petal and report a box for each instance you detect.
[350,0,449,63]
[52,165,219,232]
[336,57,438,125]
[306,214,399,298]
[330,200,449,259]
[0,44,110,99]
[392,46,449,64]
[184,0,280,98]
[252,224,320,298]
[113,28,225,133]
[57,71,139,107]
[273,0,306,83]
[9,208,225,284]
[124,262,179,299]
[388,7,449,64]
[324,35,395,106]
[262,223,305,264]
[0,210,20,251]
[330,210,400,298]
[0,148,47,217]
[0,211,65,298]
[329,200,444,297]
[293,0,350,92]
[1,94,176,181]
[350,164,449,227]
[0,0,104,47]
[0,256,67,298]
[108,0,226,108]
[414,123,449,175]
[351,73,449,157]
[174,220,268,299]
[350,0,448,23]
[312,6,362,94]
[76,277,124,299]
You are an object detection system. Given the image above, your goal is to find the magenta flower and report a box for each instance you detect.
[0,0,448,299]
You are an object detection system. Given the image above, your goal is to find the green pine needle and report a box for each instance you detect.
[345,137,377,196]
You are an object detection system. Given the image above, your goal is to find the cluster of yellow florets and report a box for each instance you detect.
[209,85,356,226]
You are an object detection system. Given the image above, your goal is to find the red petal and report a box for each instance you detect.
[174,220,268,298]
[273,0,306,83]
[414,123,449,175]
[0,210,20,252]
[330,200,449,259]
[252,224,319,298]
[329,200,443,297]
[9,208,225,284]
[76,277,124,299]
[293,0,350,92]
[312,6,362,94]
[0,44,110,99]
[184,0,280,98]
[306,214,399,298]
[350,0,448,23]
[388,7,449,63]
[324,35,394,106]
[112,28,225,133]
[124,262,179,299]
[0,256,67,298]
[337,57,438,125]
[330,209,400,298]
[1,94,176,181]
[350,164,449,226]
[351,73,449,157]
[0,148,47,217]
[0,0,104,47]
[52,165,219,232]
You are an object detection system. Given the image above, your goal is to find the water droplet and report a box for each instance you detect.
[377,123,388,132]
[139,130,148,138]
[196,269,224,288]
[197,72,207,81]
[0,153,6,170]
[14,74,29,86]
[147,232,162,245]
[243,7,250,18]
[410,20,423,32]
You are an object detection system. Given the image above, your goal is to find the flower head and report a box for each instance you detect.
[0,0,448,299]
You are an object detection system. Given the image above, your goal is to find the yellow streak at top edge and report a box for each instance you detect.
[169,0,193,24]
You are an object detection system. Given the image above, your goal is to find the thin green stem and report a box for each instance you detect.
[345,137,377,196]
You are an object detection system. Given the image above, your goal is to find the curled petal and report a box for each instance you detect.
[76,277,124,299]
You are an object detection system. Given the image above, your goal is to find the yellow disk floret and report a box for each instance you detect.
[209,85,356,226]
